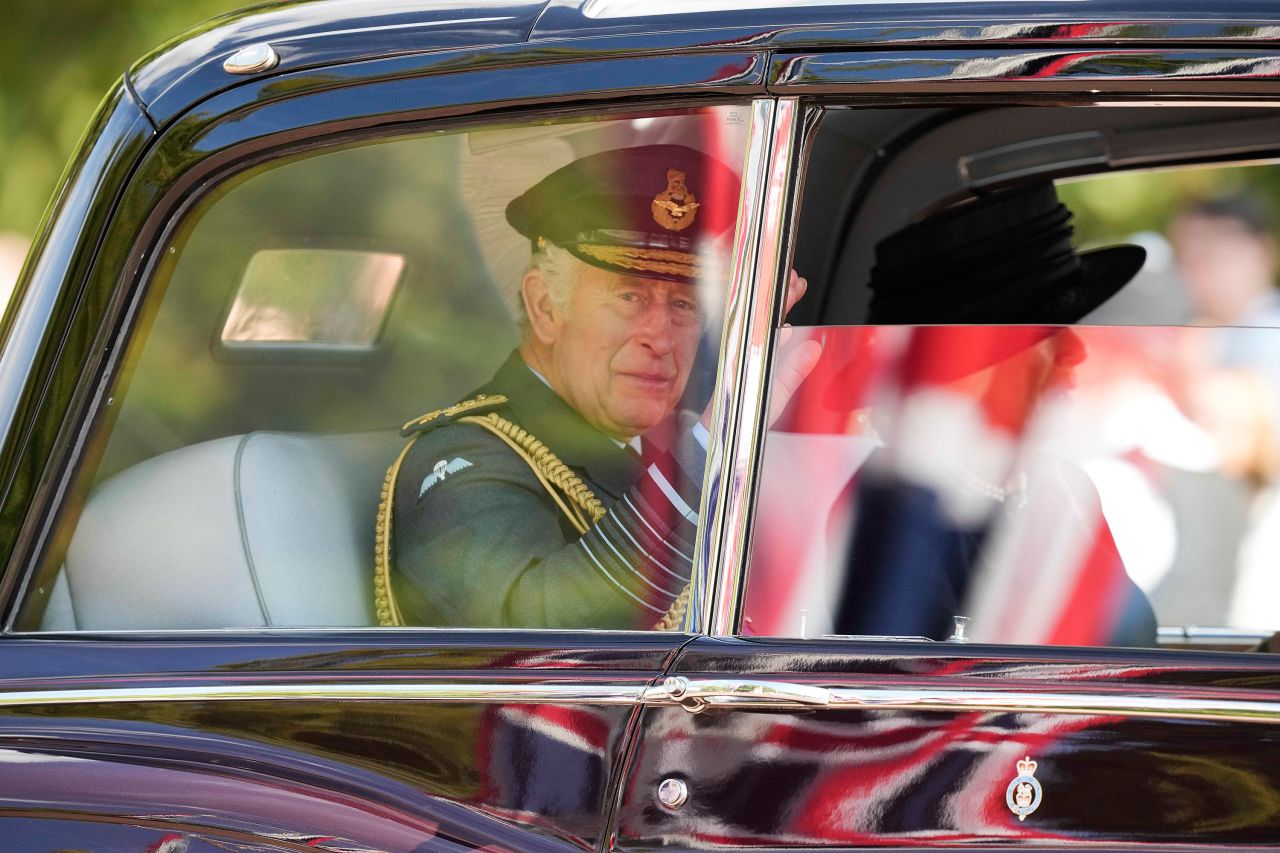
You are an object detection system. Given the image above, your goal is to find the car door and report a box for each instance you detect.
[0,29,779,852]
[610,39,1280,850]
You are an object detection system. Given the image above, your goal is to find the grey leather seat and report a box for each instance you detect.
[42,430,403,630]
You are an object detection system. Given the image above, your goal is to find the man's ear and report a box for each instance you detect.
[521,267,560,345]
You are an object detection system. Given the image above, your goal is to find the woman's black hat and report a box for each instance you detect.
[866,183,1146,324]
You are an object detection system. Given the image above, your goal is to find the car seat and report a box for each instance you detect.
[41,430,403,630]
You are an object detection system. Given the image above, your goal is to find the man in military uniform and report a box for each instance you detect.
[375,144,817,630]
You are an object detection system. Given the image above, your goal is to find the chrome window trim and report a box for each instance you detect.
[641,679,1280,725]
[0,683,648,708]
[12,625,695,637]
[691,96,802,636]
[3,680,1277,726]
[772,49,1280,91]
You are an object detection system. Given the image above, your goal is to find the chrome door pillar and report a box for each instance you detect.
[690,96,803,636]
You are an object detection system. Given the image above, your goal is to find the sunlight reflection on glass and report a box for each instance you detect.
[222,249,404,347]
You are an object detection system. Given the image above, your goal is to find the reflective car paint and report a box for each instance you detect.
[0,85,153,586]
[127,1,1280,132]
[774,48,1280,90]
[617,638,1280,847]
[0,633,686,851]
[3,1,1280,851]
[129,0,550,127]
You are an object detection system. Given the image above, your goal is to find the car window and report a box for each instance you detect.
[746,107,1280,651]
[18,105,754,632]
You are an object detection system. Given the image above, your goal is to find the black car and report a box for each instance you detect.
[2,1,1280,850]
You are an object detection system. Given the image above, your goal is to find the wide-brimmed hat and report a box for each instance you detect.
[866,183,1146,325]
[505,144,738,285]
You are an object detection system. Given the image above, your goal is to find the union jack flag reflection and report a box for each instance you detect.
[745,324,1157,647]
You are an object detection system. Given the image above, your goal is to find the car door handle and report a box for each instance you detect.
[642,676,833,713]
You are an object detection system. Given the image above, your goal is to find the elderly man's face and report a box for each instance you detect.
[543,263,702,440]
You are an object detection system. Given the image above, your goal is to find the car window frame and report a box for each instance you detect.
[0,46,780,636]
[728,93,1280,650]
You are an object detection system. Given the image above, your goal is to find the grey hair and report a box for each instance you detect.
[511,242,578,334]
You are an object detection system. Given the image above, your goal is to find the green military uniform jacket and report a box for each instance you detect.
[380,351,702,629]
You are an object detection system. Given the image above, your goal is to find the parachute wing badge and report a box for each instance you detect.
[419,457,473,497]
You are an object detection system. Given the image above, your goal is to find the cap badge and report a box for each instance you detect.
[652,168,700,231]
[1005,755,1043,822]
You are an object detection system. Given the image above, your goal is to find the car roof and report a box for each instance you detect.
[128,0,1280,126]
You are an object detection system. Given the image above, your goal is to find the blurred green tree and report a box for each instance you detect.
[1061,163,1280,247]
[0,0,249,239]
[6,3,1280,269]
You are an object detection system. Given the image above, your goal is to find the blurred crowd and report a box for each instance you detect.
[1086,193,1280,630]
[747,188,1280,642]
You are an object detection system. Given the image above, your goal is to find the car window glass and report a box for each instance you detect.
[18,105,753,632]
[747,107,1280,651]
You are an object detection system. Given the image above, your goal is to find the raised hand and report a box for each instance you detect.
[698,269,823,432]
[769,270,822,425]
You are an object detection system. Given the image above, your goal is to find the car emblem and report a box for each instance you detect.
[419,457,473,496]
[1006,755,1043,821]
[651,168,700,231]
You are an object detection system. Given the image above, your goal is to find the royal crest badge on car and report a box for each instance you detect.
[1006,755,1044,821]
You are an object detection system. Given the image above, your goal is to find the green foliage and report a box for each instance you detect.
[0,0,250,238]
[1060,162,1280,246]
[7,2,1280,254]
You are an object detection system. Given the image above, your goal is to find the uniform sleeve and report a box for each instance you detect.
[392,423,704,629]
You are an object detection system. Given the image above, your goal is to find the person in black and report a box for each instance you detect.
[833,183,1158,647]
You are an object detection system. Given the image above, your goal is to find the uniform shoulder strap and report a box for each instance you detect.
[400,393,508,435]
[373,433,420,627]
[461,412,692,632]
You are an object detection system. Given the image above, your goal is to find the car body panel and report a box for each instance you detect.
[128,0,550,127]
[616,638,1280,847]
[127,1,1280,130]
[0,632,685,851]
[0,85,154,584]
[3,1,1280,851]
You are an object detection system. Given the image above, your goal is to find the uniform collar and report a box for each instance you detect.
[483,350,641,499]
